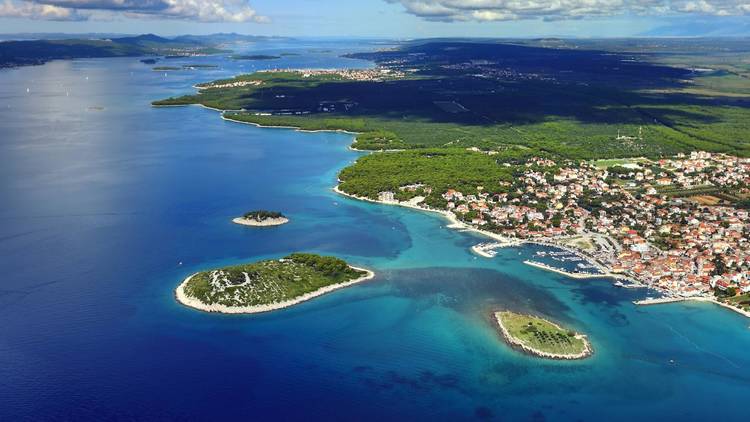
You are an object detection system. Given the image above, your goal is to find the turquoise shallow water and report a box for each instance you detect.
[1,41,750,421]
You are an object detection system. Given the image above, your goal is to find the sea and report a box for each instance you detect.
[1,39,749,421]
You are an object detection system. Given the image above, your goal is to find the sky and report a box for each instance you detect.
[0,0,748,38]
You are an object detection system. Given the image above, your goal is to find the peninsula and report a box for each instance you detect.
[155,40,750,318]
[494,311,593,360]
[176,253,374,314]
[232,210,289,227]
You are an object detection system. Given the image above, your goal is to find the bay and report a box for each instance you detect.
[1,40,749,421]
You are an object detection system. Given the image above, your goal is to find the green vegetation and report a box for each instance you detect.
[338,148,532,206]
[352,130,407,150]
[182,253,367,308]
[242,210,285,221]
[153,40,750,205]
[153,42,750,159]
[496,311,589,357]
[723,293,750,312]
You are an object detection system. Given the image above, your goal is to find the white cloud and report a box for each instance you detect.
[155,0,269,23]
[0,0,269,22]
[386,0,750,21]
[0,0,86,20]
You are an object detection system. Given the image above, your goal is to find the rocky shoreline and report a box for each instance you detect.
[175,266,375,314]
[493,312,593,360]
[232,216,289,227]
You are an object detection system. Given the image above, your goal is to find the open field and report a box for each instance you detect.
[724,294,750,312]
[690,195,722,206]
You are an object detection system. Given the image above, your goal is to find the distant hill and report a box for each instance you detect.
[0,39,136,68]
[0,33,135,41]
[0,34,228,68]
[115,33,184,45]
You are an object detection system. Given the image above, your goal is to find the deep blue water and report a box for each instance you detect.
[2,41,750,421]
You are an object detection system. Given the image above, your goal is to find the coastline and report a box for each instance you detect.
[493,312,593,360]
[175,266,376,314]
[634,296,750,319]
[333,185,750,322]
[151,102,401,150]
[334,185,632,280]
[156,102,750,323]
[151,103,239,113]
[219,113,361,136]
[332,185,522,245]
[232,216,289,227]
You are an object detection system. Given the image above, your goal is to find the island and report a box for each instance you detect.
[175,253,375,314]
[182,64,219,70]
[153,64,219,71]
[494,311,593,360]
[230,54,281,61]
[232,210,289,227]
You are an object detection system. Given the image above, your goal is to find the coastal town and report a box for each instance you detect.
[260,67,407,82]
[380,151,750,312]
[197,68,406,92]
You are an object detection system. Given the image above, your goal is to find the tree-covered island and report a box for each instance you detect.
[233,210,289,227]
[494,311,593,360]
[176,253,375,314]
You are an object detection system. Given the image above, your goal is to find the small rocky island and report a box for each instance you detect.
[494,311,593,360]
[233,210,289,227]
[176,253,374,314]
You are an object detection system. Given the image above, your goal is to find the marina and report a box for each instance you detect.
[470,240,523,258]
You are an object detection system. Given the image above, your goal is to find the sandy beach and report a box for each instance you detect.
[175,266,375,314]
[493,312,593,360]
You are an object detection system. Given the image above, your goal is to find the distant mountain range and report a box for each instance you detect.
[641,19,750,37]
[0,33,292,68]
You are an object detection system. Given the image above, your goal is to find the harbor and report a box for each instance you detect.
[471,240,523,258]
